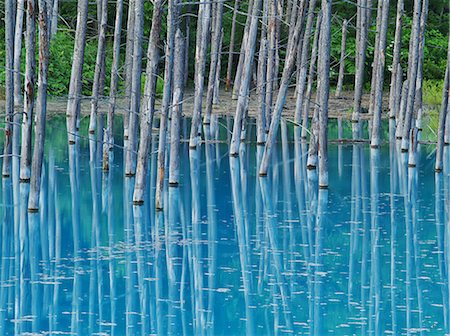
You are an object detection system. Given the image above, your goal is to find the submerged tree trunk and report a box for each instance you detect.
[169,29,185,186]
[258,0,307,174]
[13,0,26,168]
[188,1,212,148]
[226,0,240,91]
[155,0,178,210]
[66,0,89,145]
[317,0,332,189]
[88,0,108,135]
[400,0,426,152]
[228,0,262,156]
[203,0,224,125]
[124,0,145,176]
[123,0,135,139]
[29,0,50,212]
[132,0,163,203]
[370,0,390,148]
[389,0,404,120]
[103,0,124,171]
[3,0,15,177]
[335,19,348,98]
[20,0,37,182]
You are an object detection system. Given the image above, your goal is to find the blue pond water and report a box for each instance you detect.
[0,116,448,335]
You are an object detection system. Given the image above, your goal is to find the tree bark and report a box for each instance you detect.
[169,29,186,187]
[123,0,135,140]
[132,0,163,202]
[2,0,15,177]
[370,0,390,148]
[124,0,145,176]
[226,0,241,91]
[335,19,348,98]
[20,0,37,182]
[103,0,124,171]
[188,1,212,148]
[66,0,89,145]
[28,0,50,212]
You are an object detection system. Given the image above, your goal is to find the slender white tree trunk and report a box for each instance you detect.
[28,0,50,212]
[103,0,123,171]
[132,0,163,202]
[226,0,241,91]
[188,1,212,148]
[66,0,89,145]
[50,0,58,37]
[20,0,37,182]
[335,19,348,98]
[436,65,449,172]
[123,0,135,140]
[124,0,145,176]
[389,0,404,120]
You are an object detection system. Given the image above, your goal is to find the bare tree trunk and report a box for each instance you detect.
[203,0,224,124]
[317,0,332,189]
[20,0,37,182]
[50,0,58,37]
[28,0,50,212]
[3,0,15,177]
[132,0,163,202]
[294,0,317,125]
[436,65,449,172]
[335,19,348,98]
[232,0,254,100]
[169,29,185,187]
[213,29,223,104]
[66,0,89,145]
[13,0,25,168]
[301,12,321,139]
[351,0,371,139]
[226,0,241,91]
[395,79,408,139]
[400,0,427,152]
[258,0,307,174]
[103,0,124,171]
[188,1,212,148]
[123,0,135,140]
[389,0,404,119]
[124,0,145,176]
[228,0,262,156]
[155,0,178,210]
[265,0,277,122]
[89,0,108,135]
[370,0,390,148]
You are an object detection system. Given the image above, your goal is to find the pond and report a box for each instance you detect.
[0,116,448,335]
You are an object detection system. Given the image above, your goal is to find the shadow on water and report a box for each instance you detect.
[0,116,449,334]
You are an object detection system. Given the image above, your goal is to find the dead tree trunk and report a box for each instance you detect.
[370,0,390,148]
[388,0,404,120]
[400,0,427,152]
[351,0,371,139]
[3,0,15,177]
[20,0,37,182]
[294,0,317,125]
[13,0,25,167]
[228,0,262,156]
[317,0,332,188]
[265,0,277,122]
[89,0,108,135]
[226,0,241,91]
[203,1,224,125]
[258,0,307,174]
[155,0,178,210]
[188,1,212,148]
[66,0,89,145]
[301,11,321,139]
[335,19,348,98]
[436,63,449,172]
[169,29,185,187]
[123,0,135,139]
[50,0,58,37]
[28,0,50,212]
[124,0,145,176]
[103,0,124,171]
[132,0,162,203]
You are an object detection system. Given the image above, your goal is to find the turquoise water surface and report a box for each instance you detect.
[0,117,448,335]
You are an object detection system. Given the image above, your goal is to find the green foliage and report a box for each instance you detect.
[422,79,444,106]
